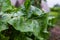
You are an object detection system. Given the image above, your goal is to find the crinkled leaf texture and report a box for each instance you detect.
[0,12,12,32]
[8,6,44,32]
[7,6,51,40]
[0,5,56,40]
[0,0,56,39]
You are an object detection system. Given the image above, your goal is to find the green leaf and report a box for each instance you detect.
[24,0,31,10]
[0,13,12,32]
[8,16,33,32]
[0,23,8,32]
[30,6,43,16]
